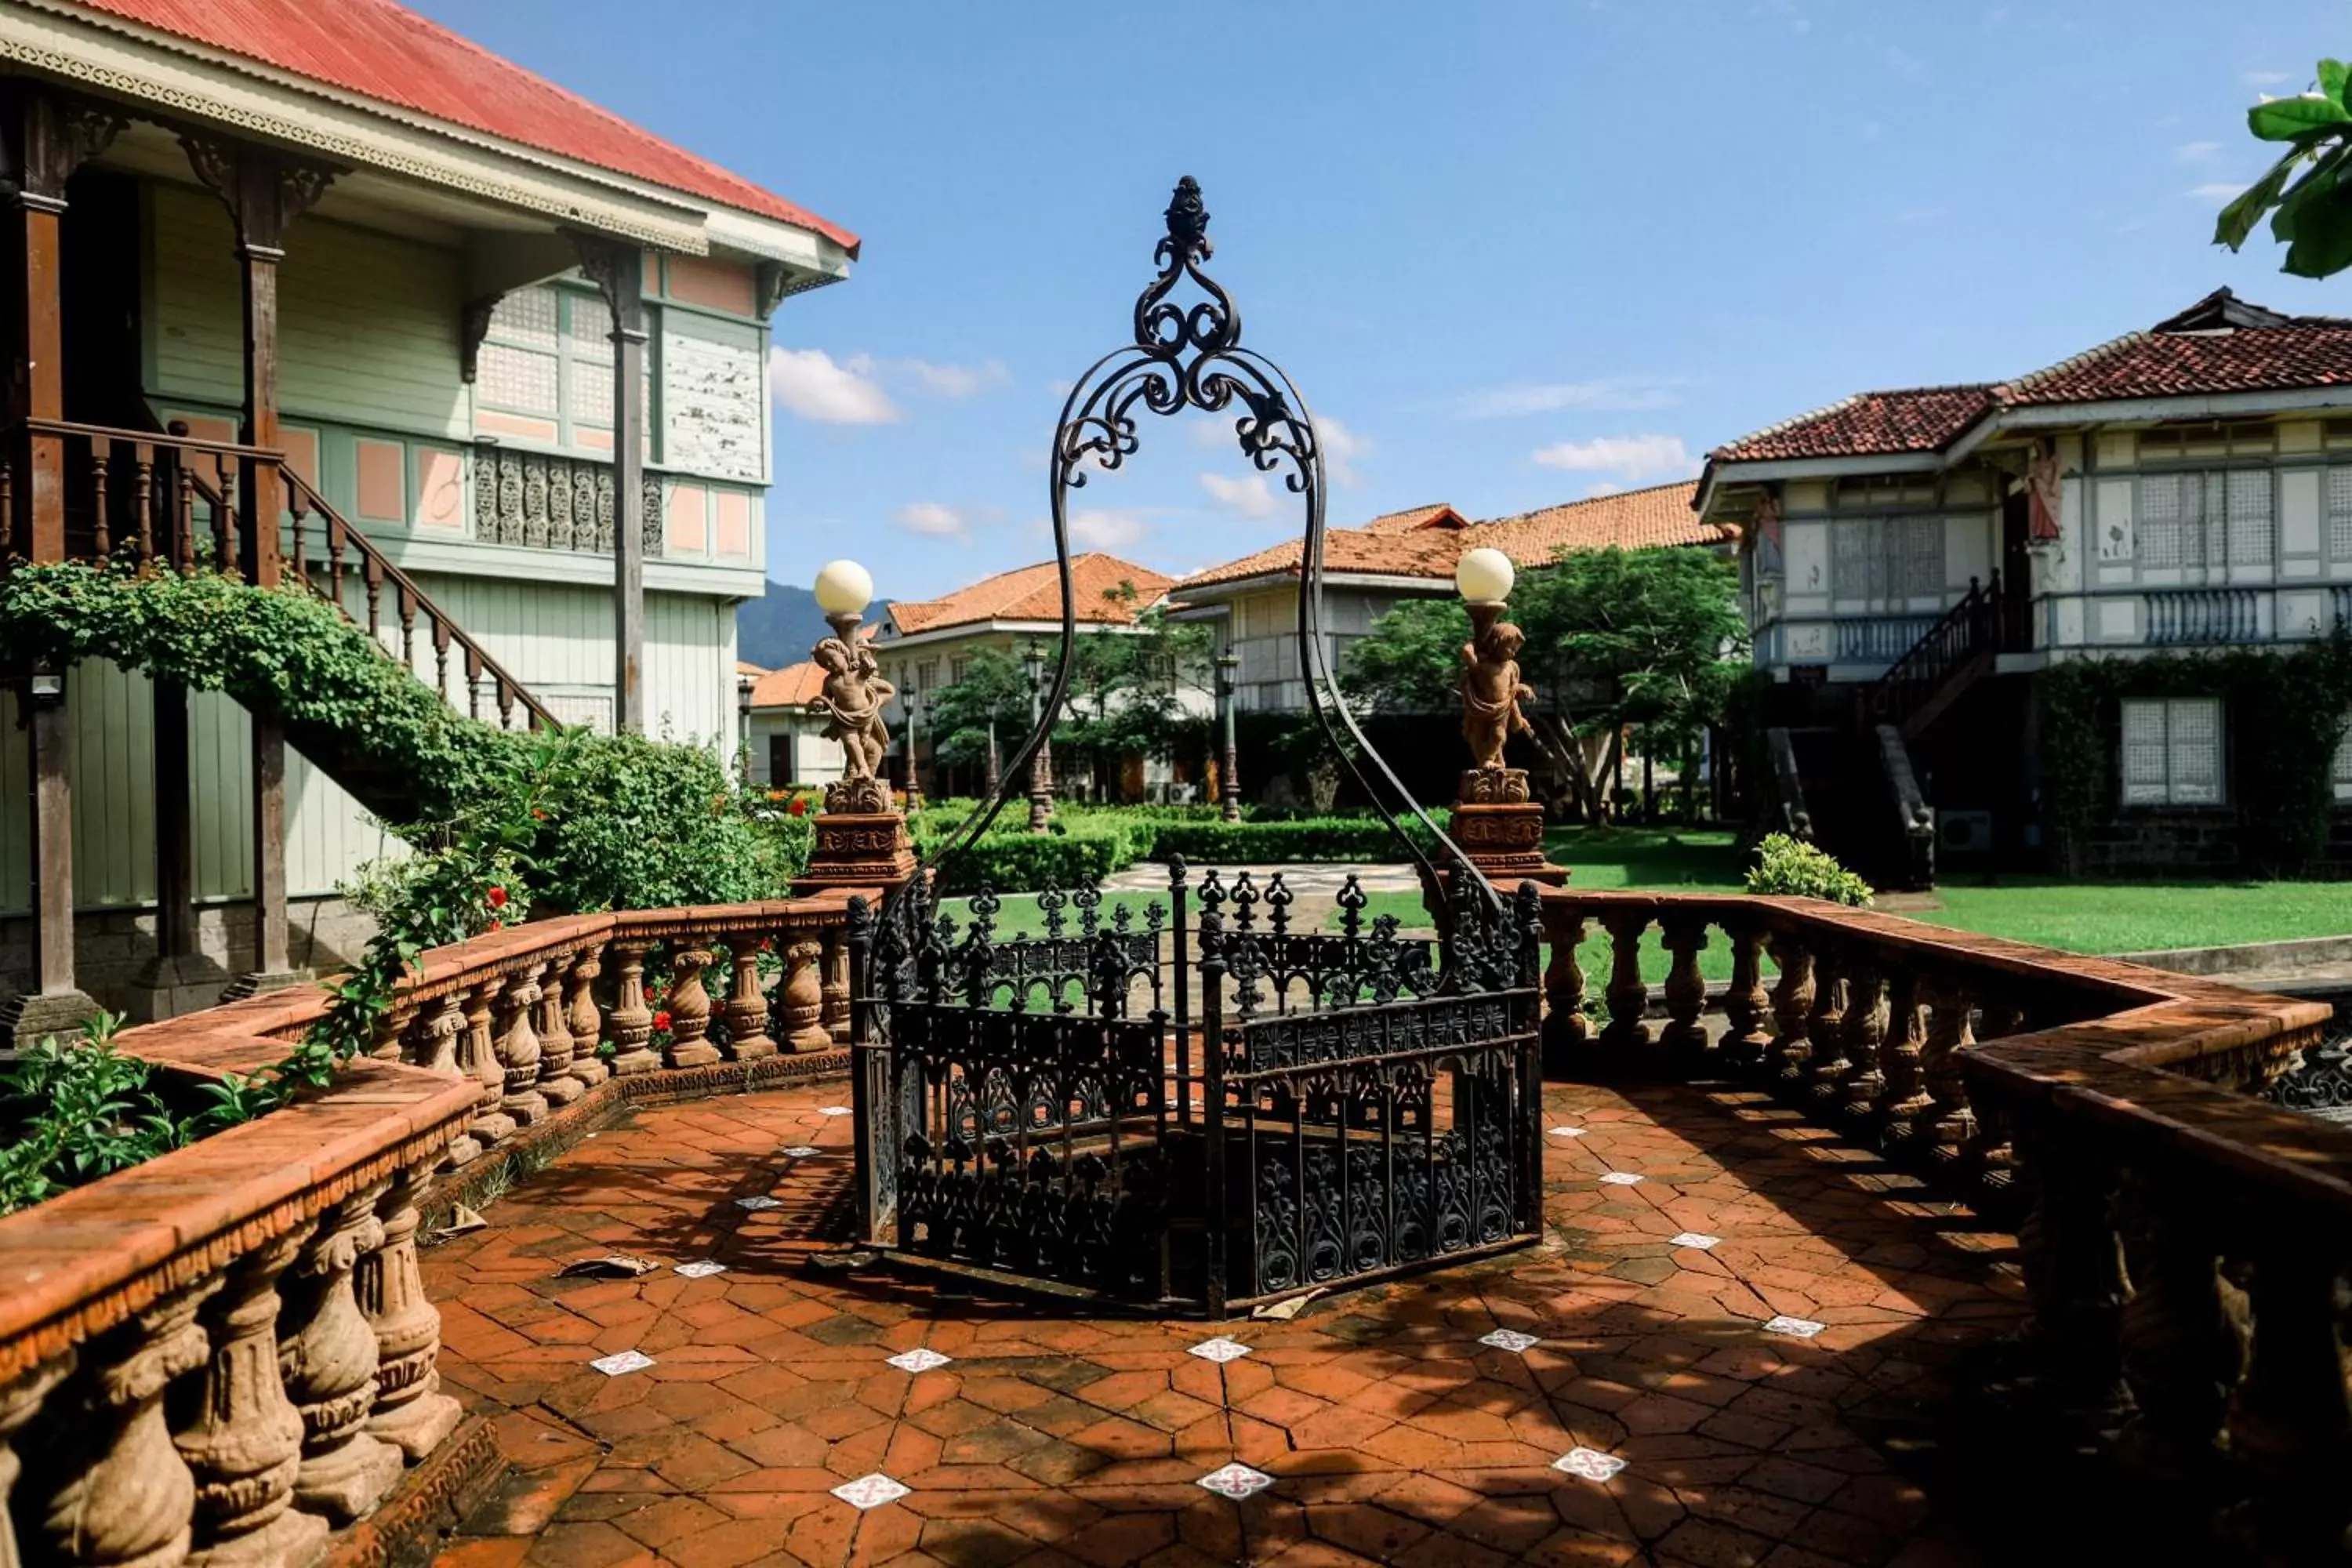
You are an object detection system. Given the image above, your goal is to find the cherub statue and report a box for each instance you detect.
[1460,612,1535,771]
[811,627,892,783]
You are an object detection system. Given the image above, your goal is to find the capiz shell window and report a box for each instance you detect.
[2121,697,2224,806]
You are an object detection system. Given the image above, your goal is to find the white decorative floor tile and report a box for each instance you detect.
[735,1195,782,1210]
[1189,1337,1252,1363]
[781,1145,822,1158]
[1478,1329,1541,1354]
[1196,1461,1274,1498]
[1548,1126,1587,1138]
[885,1348,953,1374]
[819,1105,854,1116]
[1669,1232,1722,1250]
[1763,1315,1826,1339]
[674,1260,728,1279]
[589,1350,655,1377]
[1553,1446,1626,1482]
[830,1473,909,1509]
[1598,1171,1644,1186]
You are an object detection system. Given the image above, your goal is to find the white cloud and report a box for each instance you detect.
[1200,471,1279,521]
[1319,416,1371,487]
[894,502,968,539]
[1584,481,1625,498]
[2245,69,2298,88]
[2175,140,2223,165]
[1530,434,1699,484]
[770,347,898,424]
[1456,378,1680,419]
[898,358,1010,398]
[1070,508,1148,549]
[2187,182,2250,207]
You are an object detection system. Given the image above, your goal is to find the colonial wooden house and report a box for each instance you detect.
[1171,485,1727,713]
[0,0,855,1035]
[742,659,844,791]
[867,552,1186,798]
[1699,289,2352,880]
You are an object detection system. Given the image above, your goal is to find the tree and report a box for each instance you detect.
[925,646,1033,776]
[2215,58,2352,277]
[1340,545,1747,822]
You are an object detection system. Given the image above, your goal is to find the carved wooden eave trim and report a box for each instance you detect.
[0,0,715,253]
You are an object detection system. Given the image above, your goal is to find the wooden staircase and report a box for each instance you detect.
[28,415,557,824]
[1865,572,2002,742]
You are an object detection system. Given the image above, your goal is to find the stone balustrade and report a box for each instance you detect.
[1540,887,2344,1560]
[0,892,858,1565]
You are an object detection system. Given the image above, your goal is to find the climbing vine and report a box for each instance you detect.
[0,561,813,1200]
[2035,632,2352,877]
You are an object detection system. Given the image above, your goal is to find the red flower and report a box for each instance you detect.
[652,1010,672,1032]
[787,797,809,817]
[486,886,508,909]
[532,808,547,821]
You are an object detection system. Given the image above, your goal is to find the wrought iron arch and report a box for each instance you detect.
[909,176,1493,909]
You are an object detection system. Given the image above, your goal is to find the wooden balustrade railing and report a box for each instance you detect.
[9,416,557,732]
[0,893,856,1565]
[1540,886,2344,1557]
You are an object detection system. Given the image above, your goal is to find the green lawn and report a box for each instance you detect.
[1320,824,2352,984]
[938,889,1169,938]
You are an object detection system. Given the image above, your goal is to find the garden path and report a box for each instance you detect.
[424,1078,2020,1567]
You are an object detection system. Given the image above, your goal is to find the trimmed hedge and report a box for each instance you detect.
[908,804,1454,894]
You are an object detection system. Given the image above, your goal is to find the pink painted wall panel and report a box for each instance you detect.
[666,254,757,316]
[666,483,707,554]
[714,490,752,558]
[416,448,466,531]
[354,439,406,522]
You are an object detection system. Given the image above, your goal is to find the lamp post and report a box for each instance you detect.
[984,717,1001,797]
[735,672,756,786]
[903,689,927,812]
[794,557,919,891]
[1215,648,1242,822]
[1023,638,1054,833]
[1445,545,1565,887]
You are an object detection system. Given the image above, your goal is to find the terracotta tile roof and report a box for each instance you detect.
[1710,386,1994,463]
[884,554,1174,637]
[735,660,766,678]
[1993,289,2352,407]
[747,662,824,710]
[1174,482,1718,592]
[72,0,858,252]
[1479,482,1725,557]
[1359,503,1469,535]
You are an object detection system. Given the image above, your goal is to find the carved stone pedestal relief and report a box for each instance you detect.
[1447,770,1566,887]
[793,811,919,893]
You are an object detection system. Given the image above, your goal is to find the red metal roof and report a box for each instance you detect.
[69,0,859,253]
[1710,386,1994,463]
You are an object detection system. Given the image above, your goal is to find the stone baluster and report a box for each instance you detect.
[2011,1111,2129,1430]
[278,1182,403,1523]
[1831,958,1886,1118]
[419,996,483,1170]
[782,935,831,1051]
[665,945,720,1068]
[605,939,659,1076]
[2226,1232,2352,1558]
[177,1229,321,1567]
[496,967,548,1127]
[1917,978,1976,1167]
[457,978,516,1151]
[1978,1000,2024,1040]
[25,1283,215,1566]
[1871,971,1930,1145]
[0,1351,74,1568]
[1657,912,1710,1076]
[2114,1167,2239,1487]
[374,994,419,1063]
[535,956,584,1107]
[1719,916,1772,1073]
[1597,909,1652,1067]
[1804,947,1854,1105]
[1540,908,1590,1077]
[822,927,851,1044]
[724,938,777,1059]
[361,1167,463,1463]
[566,944,611,1088]
[1766,934,1814,1083]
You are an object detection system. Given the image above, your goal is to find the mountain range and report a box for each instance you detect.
[735,582,834,672]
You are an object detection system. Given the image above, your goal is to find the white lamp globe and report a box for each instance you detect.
[1454,546,1515,605]
[813,559,873,616]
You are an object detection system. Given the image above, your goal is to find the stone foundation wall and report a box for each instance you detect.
[2063,811,2245,878]
[0,896,379,1022]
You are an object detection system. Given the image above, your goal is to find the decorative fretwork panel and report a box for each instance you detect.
[468,451,663,558]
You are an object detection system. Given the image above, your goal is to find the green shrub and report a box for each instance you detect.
[1149,815,1443,865]
[930,822,1137,895]
[1744,833,1872,906]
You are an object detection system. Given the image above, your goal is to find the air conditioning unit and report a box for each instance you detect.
[1939,809,1994,857]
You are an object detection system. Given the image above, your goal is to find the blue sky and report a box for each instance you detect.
[419,0,2348,604]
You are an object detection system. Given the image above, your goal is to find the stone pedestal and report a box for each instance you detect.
[793,811,918,894]
[125,952,234,1023]
[1448,769,1566,888]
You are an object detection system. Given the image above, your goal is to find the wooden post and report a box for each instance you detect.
[181,132,335,989]
[0,90,120,1045]
[573,234,648,734]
